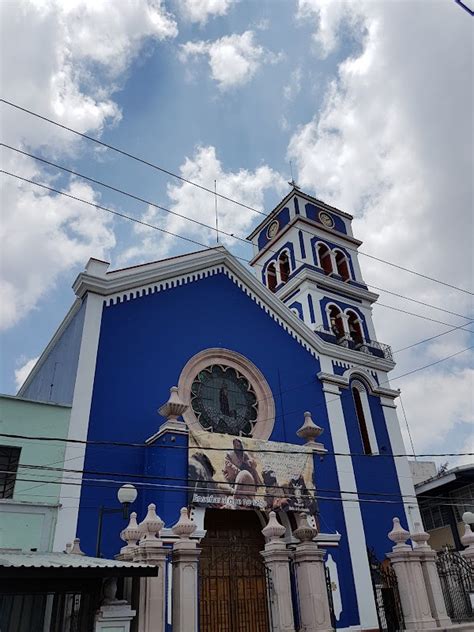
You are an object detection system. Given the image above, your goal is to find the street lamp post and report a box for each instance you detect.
[95,484,138,558]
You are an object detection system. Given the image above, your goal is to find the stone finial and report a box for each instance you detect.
[120,511,141,555]
[65,542,72,554]
[69,538,85,556]
[296,412,325,451]
[410,522,431,550]
[139,503,164,542]
[461,522,474,558]
[172,507,196,540]
[158,386,188,421]
[262,511,286,542]
[388,517,410,550]
[293,512,317,543]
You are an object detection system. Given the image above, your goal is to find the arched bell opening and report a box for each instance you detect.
[317,243,333,276]
[328,305,345,340]
[347,310,364,346]
[266,262,277,292]
[334,249,351,282]
[278,251,291,284]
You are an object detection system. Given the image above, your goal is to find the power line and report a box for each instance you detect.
[1,430,472,459]
[2,143,472,323]
[10,474,467,509]
[2,169,473,336]
[11,462,467,504]
[1,98,473,297]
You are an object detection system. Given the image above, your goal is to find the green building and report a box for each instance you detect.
[0,395,71,551]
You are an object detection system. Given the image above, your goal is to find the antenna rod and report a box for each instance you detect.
[214,179,219,244]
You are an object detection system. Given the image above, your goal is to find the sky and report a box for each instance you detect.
[0,0,472,469]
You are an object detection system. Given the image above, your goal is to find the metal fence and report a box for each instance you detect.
[436,549,474,622]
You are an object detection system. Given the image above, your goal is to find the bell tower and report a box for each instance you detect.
[247,186,392,361]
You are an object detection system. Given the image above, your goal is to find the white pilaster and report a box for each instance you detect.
[380,395,422,531]
[319,376,379,630]
[53,292,104,551]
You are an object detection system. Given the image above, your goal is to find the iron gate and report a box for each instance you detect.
[436,549,474,622]
[367,548,404,632]
[325,565,336,630]
[199,541,273,632]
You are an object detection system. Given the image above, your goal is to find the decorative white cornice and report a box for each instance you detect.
[17,298,83,397]
[70,246,394,372]
[277,266,379,305]
[317,369,399,400]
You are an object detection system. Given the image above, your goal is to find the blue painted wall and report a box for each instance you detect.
[257,206,291,250]
[76,272,365,627]
[21,299,86,405]
[305,203,348,235]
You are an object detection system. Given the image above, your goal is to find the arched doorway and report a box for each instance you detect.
[199,509,271,632]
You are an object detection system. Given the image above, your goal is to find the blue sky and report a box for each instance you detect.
[1,0,472,465]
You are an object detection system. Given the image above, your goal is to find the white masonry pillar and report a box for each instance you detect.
[293,516,332,632]
[261,511,296,632]
[132,504,168,632]
[387,518,436,630]
[94,578,136,632]
[410,522,452,628]
[461,522,474,564]
[171,507,201,632]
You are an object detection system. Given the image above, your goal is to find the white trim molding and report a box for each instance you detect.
[52,292,104,551]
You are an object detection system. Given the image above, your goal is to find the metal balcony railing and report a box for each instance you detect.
[314,325,393,361]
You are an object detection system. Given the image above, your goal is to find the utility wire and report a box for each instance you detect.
[9,474,466,508]
[1,98,473,297]
[2,143,472,323]
[1,429,472,458]
[2,169,473,336]
[11,463,467,504]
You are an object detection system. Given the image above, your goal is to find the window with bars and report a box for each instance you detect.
[0,446,21,499]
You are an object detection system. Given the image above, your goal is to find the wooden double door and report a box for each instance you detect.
[199,510,271,632]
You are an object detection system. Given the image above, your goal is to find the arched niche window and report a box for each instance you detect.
[334,250,351,282]
[347,310,364,346]
[279,251,291,283]
[351,380,378,456]
[317,243,333,275]
[328,305,345,339]
[266,262,277,292]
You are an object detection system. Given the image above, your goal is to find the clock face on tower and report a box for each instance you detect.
[266,220,280,239]
[191,364,258,436]
[318,211,335,228]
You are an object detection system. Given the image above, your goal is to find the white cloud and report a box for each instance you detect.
[180,31,278,89]
[15,357,39,391]
[0,0,178,330]
[289,0,473,456]
[177,0,235,25]
[283,67,302,101]
[120,145,286,262]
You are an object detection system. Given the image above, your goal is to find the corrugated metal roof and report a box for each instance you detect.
[0,551,154,571]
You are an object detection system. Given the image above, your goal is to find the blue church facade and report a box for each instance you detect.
[19,188,422,631]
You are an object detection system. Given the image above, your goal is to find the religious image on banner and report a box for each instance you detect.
[188,431,318,514]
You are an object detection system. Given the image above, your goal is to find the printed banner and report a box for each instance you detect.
[188,432,317,514]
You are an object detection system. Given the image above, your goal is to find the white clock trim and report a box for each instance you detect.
[318,211,335,228]
[266,220,280,239]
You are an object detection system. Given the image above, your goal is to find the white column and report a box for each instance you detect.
[54,291,104,550]
[387,518,436,630]
[171,508,201,632]
[318,375,379,629]
[380,395,422,531]
[261,512,295,632]
[293,520,332,632]
[133,504,168,632]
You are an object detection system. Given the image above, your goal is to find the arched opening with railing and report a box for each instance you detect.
[347,310,364,346]
[328,304,345,340]
[334,250,351,282]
